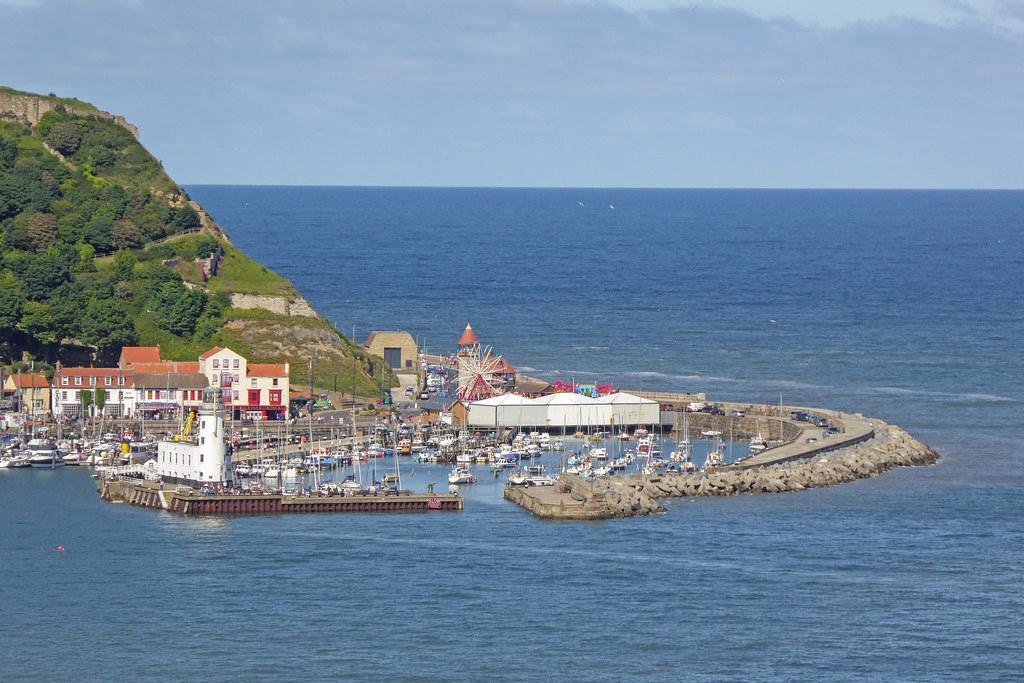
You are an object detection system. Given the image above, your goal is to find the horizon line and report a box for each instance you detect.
[179,183,1024,192]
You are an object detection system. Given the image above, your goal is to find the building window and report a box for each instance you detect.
[234,374,239,383]
[61,377,68,386]
[233,359,239,368]
[62,391,68,400]
[74,377,81,386]
[118,377,125,386]
[104,377,112,386]
[89,377,96,386]
[213,359,219,368]
[248,389,260,405]
[269,390,281,405]
[211,375,218,386]
[233,390,239,400]
[250,378,257,388]
[272,378,279,386]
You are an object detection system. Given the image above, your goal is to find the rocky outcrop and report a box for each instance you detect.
[229,293,318,318]
[0,89,139,138]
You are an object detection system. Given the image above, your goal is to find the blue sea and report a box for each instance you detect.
[3,188,1022,681]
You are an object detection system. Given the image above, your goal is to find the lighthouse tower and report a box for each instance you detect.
[156,387,232,486]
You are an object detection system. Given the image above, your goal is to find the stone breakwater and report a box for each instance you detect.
[506,422,938,521]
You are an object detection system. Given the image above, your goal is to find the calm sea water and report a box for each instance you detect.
[3,188,1022,681]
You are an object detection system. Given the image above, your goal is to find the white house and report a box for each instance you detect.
[198,347,289,420]
[52,367,135,418]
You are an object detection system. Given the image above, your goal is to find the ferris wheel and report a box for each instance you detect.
[456,344,506,402]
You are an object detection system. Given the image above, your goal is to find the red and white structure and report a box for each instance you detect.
[198,347,289,420]
[51,345,290,421]
[455,323,515,402]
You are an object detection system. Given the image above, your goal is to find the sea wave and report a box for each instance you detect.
[863,386,1019,403]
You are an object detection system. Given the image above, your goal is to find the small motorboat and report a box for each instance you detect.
[447,466,474,485]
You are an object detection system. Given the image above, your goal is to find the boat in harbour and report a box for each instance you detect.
[447,465,475,485]
[26,440,63,468]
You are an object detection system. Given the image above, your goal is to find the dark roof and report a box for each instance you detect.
[516,376,552,394]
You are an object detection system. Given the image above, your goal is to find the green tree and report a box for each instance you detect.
[112,248,137,281]
[74,242,96,272]
[18,300,59,345]
[82,145,115,170]
[45,122,83,156]
[24,212,59,251]
[111,217,142,249]
[22,252,71,300]
[0,136,17,170]
[167,205,200,231]
[80,389,92,416]
[151,280,207,336]
[0,271,25,340]
[83,205,117,252]
[80,298,136,360]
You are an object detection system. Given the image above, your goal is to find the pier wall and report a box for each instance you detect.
[506,408,938,521]
[98,478,463,515]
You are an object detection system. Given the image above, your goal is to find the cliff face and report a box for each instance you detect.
[0,87,139,138]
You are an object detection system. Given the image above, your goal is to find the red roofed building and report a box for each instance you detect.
[198,347,289,420]
[52,366,134,418]
[118,346,162,369]
[457,323,479,349]
[3,373,52,417]
[129,361,201,375]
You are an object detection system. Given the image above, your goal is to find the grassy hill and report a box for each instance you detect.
[0,88,389,396]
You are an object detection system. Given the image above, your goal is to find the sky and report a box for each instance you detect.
[1,0,1023,188]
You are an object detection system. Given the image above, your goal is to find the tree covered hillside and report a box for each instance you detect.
[1,108,203,362]
[0,98,388,396]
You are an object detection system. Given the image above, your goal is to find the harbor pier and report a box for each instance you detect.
[505,403,938,521]
[99,478,463,515]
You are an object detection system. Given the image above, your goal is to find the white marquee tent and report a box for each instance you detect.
[464,392,659,429]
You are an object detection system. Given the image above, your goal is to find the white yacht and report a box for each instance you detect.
[749,432,769,453]
[448,466,475,485]
[26,440,63,468]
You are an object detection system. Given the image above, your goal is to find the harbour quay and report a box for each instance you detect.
[99,477,463,515]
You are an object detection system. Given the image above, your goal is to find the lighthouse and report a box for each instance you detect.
[155,387,232,487]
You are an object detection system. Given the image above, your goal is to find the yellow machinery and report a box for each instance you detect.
[174,410,198,442]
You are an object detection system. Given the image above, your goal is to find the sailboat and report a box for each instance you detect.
[703,433,725,471]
